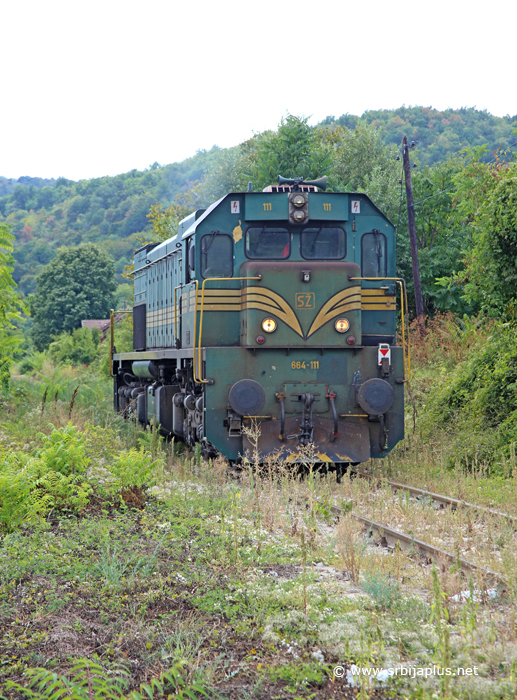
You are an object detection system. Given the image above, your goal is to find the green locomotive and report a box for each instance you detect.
[112,176,408,465]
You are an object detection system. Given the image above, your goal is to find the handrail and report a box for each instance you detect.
[173,284,183,341]
[195,276,262,384]
[349,277,411,382]
[190,280,199,382]
[109,309,134,378]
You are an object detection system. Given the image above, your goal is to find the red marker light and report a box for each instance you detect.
[256,335,266,345]
[346,336,356,345]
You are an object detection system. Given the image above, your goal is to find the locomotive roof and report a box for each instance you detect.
[142,190,394,267]
[181,191,394,235]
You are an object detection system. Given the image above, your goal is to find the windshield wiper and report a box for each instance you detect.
[201,230,219,268]
[254,226,268,254]
[202,230,219,254]
[310,227,324,253]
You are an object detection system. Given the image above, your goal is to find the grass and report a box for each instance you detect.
[0,341,517,699]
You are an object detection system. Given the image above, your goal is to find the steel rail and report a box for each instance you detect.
[354,471,517,525]
[322,499,506,586]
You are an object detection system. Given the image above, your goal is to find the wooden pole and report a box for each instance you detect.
[109,309,115,377]
[402,135,425,337]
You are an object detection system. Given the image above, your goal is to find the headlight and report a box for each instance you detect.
[335,318,350,333]
[262,318,277,333]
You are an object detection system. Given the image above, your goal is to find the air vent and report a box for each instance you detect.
[262,185,318,193]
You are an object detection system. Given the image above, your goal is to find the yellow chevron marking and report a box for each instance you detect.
[307,287,361,338]
[241,288,303,337]
[149,287,384,339]
[182,287,303,336]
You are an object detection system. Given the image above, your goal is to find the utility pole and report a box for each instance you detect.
[402,135,425,338]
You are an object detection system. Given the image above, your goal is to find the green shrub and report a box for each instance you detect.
[420,321,517,469]
[21,423,93,513]
[361,573,402,611]
[18,356,35,374]
[106,447,163,506]
[0,454,49,532]
[48,326,101,366]
[34,422,90,476]
[18,351,48,376]
[0,424,94,523]
[29,470,93,513]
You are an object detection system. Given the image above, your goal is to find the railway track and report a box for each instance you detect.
[331,502,506,586]
[310,494,509,588]
[354,470,517,525]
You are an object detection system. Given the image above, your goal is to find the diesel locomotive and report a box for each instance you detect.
[112,176,408,465]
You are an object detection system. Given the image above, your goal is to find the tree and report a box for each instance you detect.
[198,144,255,203]
[319,121,400,220]
[31,244,116,350]
[427,146,517,317]
[458,157,517,315]
[147,184,204,242]
[249,114,332,190]
[397,154,474,316]
[0,223,24,389]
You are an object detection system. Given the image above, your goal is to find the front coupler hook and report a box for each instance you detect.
[326,390,338,442]
[276,392,286,441]
[286,392,315,444]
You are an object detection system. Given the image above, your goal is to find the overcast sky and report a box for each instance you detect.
[2,0,516,181]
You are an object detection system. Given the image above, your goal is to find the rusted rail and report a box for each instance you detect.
[321,500,507,586]
[354,471,517,525]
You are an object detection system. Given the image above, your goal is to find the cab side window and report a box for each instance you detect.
[361,230,387,277]
[201,232,233,278]
[185,239,194,283]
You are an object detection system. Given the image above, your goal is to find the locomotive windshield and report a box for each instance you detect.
[301,226,346,259]
[245,226,290,259]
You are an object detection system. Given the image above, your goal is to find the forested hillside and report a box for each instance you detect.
[319,106,517,165]
[0,175,57,197]
[1,106,516,300]
[0,149,218,296]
